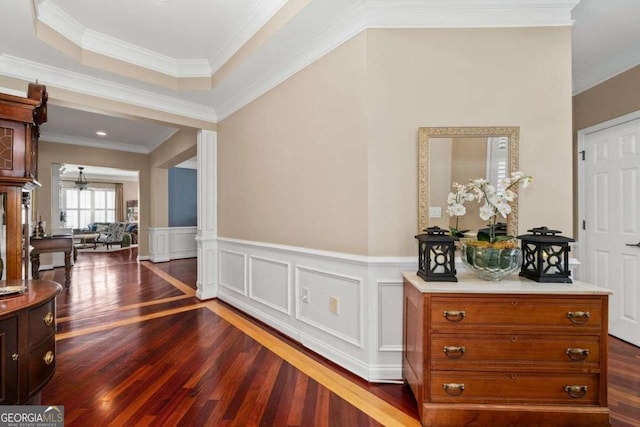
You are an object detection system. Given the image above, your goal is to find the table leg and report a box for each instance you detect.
[30,252,40,279]
[64,250,71,287]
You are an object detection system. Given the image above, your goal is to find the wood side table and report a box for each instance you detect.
[30,235,73,287]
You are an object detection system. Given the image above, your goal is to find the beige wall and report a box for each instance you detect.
[218,27,573,256]
[123,181,138,206]
[219,27,573,256]
[149,129,198,228]
[218,32,369,255]
[366,28,573,256]
[573,65,640,132]
[38,142,151,255]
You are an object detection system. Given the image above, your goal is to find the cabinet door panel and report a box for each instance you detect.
[0,316,19,404]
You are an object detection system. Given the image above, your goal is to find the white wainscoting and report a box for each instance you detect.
[149,227,197,262]
[217,237,416,382]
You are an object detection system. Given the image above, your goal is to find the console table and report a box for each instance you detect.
[0,280,62,404]
[30,236,73,287]
[403,270,611,427]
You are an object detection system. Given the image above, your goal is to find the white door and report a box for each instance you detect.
[583,117,640,346]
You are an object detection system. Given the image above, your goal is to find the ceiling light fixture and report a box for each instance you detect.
[96,131,107,136]
[75,167,88,191]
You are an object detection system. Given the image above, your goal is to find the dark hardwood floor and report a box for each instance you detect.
[40,248,640,426]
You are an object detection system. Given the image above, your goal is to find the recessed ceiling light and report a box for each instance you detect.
[96,131,107,136]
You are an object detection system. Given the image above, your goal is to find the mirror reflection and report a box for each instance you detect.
[418,127,520,237]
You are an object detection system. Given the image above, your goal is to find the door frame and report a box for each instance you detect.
[576,108,640,281]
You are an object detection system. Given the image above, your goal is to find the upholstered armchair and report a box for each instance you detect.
[97,222,127,249]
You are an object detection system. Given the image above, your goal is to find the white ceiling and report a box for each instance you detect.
[2,0,640,155]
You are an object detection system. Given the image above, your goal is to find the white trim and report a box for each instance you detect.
[218,291,301,342]
[217,237,416,381]
[0,55,217,123]
[295,265,364,348]
[218,249,247,296]
[35,0,211,78]
[366,0,578,29]
[148,226,197,262]
[217,0,578,120]
[42,132,151,154]
[573,42,640,95]
[12,1,578,125]
[207,0,289,75]
[217,237,415,267]
[248,255,292,316]
[576,109,640,280]
[377,280,404,352]
[299,331,371,380]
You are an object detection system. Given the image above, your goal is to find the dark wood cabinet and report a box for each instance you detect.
[0,315,19,404]
[0,84,58,404]
[403,272,611,427]
[0,280,61,404]
[0,83,47,280]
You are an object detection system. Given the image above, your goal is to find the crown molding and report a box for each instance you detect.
[147,128,180,152]
[365,0,579,28]
[208,0,289,75]
[217,1,368,120]
[217,0,578,119]
[42,132,151,154]
[42,127,179,154]
[573,42,640,95]
[34,0,211,78]
[0,55,217,123]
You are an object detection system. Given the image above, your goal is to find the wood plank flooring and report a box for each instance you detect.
[39,248,640,426]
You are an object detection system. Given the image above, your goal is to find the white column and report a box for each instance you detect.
[196,129,218,300]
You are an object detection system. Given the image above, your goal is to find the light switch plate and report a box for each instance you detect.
[429,207,442,218]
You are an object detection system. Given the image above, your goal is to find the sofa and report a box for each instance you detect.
[77,222,138,248]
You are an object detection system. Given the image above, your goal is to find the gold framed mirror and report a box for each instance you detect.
[418,126,520,236]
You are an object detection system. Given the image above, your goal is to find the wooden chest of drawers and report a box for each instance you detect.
[403,272,610,427]
[0,280,61,404]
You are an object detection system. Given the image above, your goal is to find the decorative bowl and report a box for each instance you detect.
[460,240,522,281]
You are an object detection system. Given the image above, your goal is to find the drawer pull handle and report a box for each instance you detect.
[567,311,590,324]
[443,346,466,358]
[44,312,54,326]
[43,351,54,366]
[11,353,18,361]
[443,383,465,396]
[564,385,588,398]
[566,348,590,361]
[443,310,466,322]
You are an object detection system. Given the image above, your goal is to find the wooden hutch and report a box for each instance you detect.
[0,82,46,279]
[0,83,62,404]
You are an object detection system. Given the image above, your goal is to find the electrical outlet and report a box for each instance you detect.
[329,296,339,314]
[302,287,310,303]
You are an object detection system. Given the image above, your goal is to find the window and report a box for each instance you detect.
[62,187,115,229]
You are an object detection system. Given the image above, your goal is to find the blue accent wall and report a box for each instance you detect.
[169,167,197,227]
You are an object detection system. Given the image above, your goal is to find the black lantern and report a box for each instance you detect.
[517,226,575,283]
[415,226,458,282]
